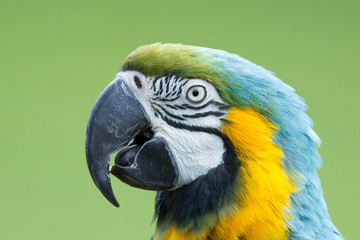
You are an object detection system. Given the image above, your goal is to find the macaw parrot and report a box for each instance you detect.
[85,43,343,240]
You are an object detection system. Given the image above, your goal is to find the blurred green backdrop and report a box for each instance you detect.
[1,0,358,239]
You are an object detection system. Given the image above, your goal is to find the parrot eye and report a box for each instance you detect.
[186,85,207,103]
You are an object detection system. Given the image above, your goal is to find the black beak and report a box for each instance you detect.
[85,77,178,207]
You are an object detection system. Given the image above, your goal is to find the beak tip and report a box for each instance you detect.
[95,179,120,208]
[103,195,120,208]
[86,153,120,208]
[110,199,120,208]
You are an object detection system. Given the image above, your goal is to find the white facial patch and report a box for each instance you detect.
[116,71,227,188]
[153,121,225,187]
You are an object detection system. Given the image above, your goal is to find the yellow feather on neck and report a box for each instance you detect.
[213,107,295,240]
[156,108,295,240]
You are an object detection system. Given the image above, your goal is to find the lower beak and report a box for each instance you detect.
[85,77,178,207]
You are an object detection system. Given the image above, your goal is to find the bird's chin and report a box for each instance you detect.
[113,128,154,167]
[109,128,171,190]
[110,129,179,191]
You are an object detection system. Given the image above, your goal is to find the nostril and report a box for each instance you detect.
[115,145,141,166]
[134,75,142,89]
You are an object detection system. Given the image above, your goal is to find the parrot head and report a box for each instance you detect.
[85,43,342,240]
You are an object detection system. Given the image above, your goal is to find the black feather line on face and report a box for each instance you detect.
[152,77,160,92]
[161,115,223,137]
[180,100,227,110]
[165,76,170,93]
[153,103,185,121]
[181,111,225,119]
[155,136,240,231]
[151,94,182,102]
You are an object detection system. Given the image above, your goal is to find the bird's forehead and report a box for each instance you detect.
[121,43,225,81]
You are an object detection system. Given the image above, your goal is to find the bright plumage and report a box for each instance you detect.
[85,43,343,239]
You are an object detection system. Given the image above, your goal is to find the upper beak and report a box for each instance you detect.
[85,77,178,207]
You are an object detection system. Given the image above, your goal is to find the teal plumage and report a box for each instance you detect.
[205,48,342,239]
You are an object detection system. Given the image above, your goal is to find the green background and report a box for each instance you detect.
[1,0,358,239]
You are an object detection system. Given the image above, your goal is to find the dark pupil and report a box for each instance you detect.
[192,89,199,97]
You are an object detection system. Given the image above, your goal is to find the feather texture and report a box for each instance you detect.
[122,43,343,239]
